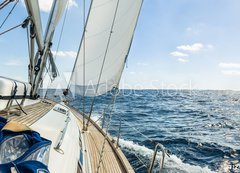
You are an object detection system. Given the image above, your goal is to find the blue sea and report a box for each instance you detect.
[45,89,240,173]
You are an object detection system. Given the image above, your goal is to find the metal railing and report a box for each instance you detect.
[148,143,165,173]
[54,110,70,154]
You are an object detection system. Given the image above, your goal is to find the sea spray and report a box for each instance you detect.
[118,138,215,173]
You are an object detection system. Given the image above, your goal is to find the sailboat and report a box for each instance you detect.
[0,0,165,172]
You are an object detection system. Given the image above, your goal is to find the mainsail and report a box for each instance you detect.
[30,0,68,96]
[70,0,143,96]
[24,0,44,51]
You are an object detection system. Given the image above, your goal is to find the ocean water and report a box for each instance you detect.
[45,89,240,173]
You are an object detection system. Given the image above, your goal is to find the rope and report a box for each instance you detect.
[15,99,27,115]
[0,0,18,29]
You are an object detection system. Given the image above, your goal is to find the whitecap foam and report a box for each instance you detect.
[118,138,215,173]
[91,113,103,126]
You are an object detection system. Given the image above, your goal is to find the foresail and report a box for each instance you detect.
[70,0,143,96]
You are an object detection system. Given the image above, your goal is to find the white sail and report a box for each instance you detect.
[44,0,68,42]
[70,0,143,96]
[31,0,68,96]
[24,0,44,50]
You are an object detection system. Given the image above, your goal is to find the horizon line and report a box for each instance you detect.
[39,88,240,91]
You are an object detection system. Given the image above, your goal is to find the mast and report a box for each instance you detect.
[24,0,44,51]
[24,0,44,85]
[31,0,68,97]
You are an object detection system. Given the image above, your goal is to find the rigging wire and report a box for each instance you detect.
[43,75,52,99]
[53,0,69,60]
[85,0,121,130]
[43,0,70,99]
[105,116,168,171]
[96,88,118,173]
[0,22,22,36]
[0,0,18,29]
[117,116,170,158]
[0,16,29,36]
[81,0,147,169]
[87,94,116,128]
[82,0,86,130]
[0,0,14,10]
[131,152,149,170]
[66,0,93,93]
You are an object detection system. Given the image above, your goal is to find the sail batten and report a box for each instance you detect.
[70,0,143,96]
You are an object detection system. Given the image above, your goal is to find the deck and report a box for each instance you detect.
[1,100,55,126]
[0,99,134,173]
[70,107,134,173]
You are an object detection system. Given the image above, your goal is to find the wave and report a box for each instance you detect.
[118,138,215,173]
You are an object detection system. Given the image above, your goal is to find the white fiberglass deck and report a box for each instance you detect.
[1,100,134,173]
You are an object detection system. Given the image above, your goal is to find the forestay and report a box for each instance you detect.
[70,0,143,96]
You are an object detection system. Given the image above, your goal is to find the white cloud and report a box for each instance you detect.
[130,72,136,75]
[4,59,22,66]
[177,43,204,52]
[219,63,240,69]
[221,70,240,76]
[38,0,53,12]
[177,58,189,63]
[52,50,77,58]
[68,0,78,8]
[170,51,189,57]
[37,0,78,13]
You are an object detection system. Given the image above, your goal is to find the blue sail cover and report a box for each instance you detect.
[0,117,51,173]
[0,118,7,130]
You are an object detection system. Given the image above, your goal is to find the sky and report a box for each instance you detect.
[0,0,240,90]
